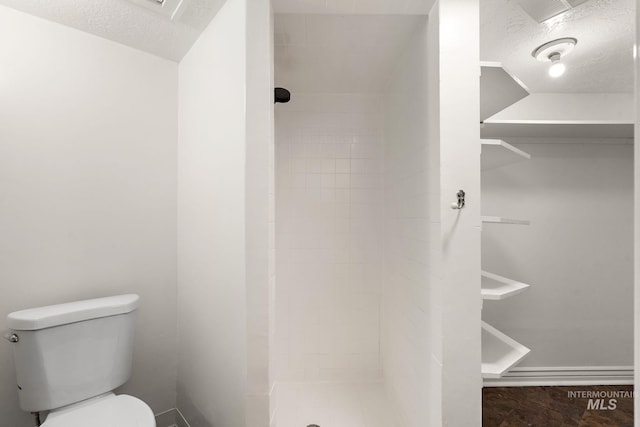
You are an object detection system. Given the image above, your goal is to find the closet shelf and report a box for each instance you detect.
[481,271,530,300]
[481,139,531,171]
[481,122,633,139]
[482,216,530,225]
[482,321,530,378]
[480,62,529,122]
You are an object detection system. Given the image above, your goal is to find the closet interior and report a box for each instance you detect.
[479,0,634,387]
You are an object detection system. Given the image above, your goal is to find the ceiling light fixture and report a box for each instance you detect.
[548,53,566,77]
[532,37,577,78]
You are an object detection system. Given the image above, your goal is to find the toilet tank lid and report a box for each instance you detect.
[7,294,139,331]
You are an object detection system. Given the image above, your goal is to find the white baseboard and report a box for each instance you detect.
[483,366,634,387]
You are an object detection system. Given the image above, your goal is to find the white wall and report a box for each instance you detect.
[245,1,274,426]
[274,93,385,383]
[177,0,273,426]
[177,0,247,425]
[435,1,482,423]
[382,1,482,425]
[382,17,436,427]
[482,141,634,368]
[634,3,639,420]
[633,2,640,426]
[485,93,634,124]
[0,5,178,427]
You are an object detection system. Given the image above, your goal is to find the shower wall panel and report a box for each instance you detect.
[382,18,438,427]
[274,93,384,382]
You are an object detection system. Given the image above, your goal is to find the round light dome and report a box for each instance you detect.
[549,62,566,78]
[532,38,576,79]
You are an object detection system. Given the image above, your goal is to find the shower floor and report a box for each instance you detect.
[276,382,401,427]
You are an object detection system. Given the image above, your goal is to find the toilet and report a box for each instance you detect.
[6,294,155,426]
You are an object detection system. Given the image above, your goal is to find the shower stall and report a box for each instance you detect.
[270,3,481,426]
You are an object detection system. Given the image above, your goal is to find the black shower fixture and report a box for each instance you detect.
[274,87,291,104]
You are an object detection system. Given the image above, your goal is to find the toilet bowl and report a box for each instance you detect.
[6,295,155,426]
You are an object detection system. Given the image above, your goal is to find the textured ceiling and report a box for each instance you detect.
[272,0,435,15]
[3,0,632,92]
[1,0,433,62]
[481,0,635,93]
[0,0,225,61]
[274,14,424,93]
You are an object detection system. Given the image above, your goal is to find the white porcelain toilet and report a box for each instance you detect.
[6,294,155,426]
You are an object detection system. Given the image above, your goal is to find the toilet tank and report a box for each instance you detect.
[6,294,139,412]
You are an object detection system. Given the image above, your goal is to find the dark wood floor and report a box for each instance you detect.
[483,386,634,427]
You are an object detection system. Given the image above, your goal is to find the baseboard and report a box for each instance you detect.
[155,408,191,427]
[483,366,634,387]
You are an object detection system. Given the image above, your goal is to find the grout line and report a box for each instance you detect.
[176,408,192,427]
[155,408,176,417]
[154,408,191,427]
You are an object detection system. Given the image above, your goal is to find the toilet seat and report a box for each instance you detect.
[42,393,155,427]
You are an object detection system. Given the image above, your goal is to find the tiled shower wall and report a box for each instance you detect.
[381,19,439,427]
[274,93,384,382]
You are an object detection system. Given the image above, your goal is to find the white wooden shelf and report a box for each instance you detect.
[481,216,530,225]
[481,271,530,300]
[480,63,533,381]
[480,62,529,122]
[481,139,531,171]
[482,321,530,378]
[481,122,633,139]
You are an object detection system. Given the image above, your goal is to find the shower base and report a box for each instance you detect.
[276,382,401,427]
